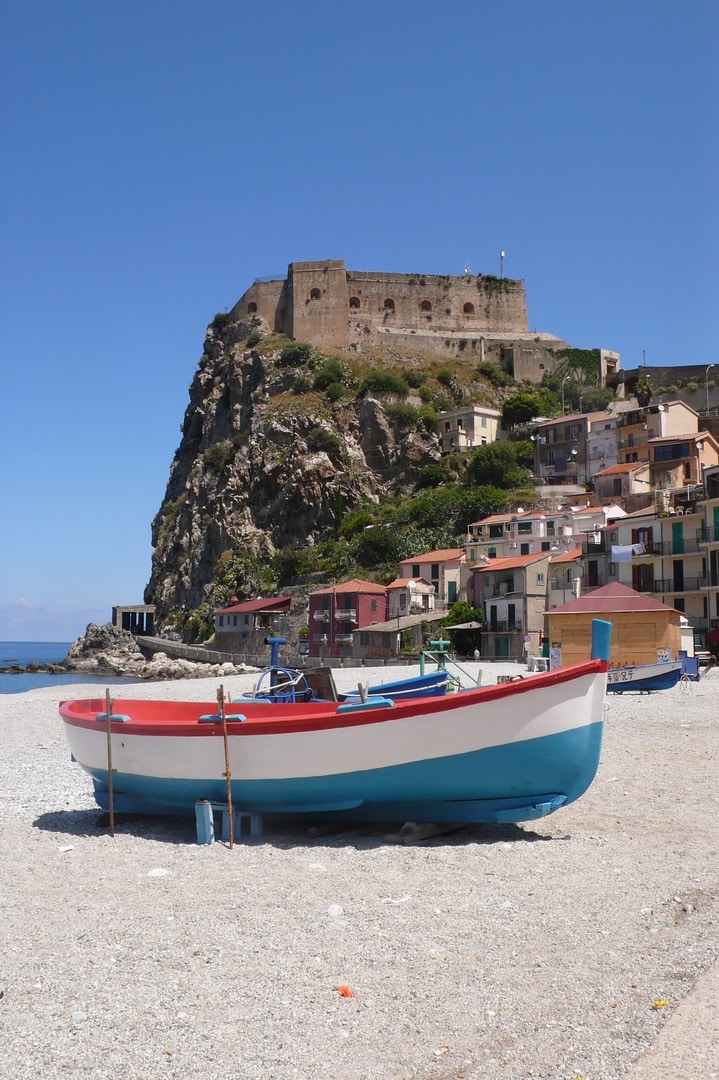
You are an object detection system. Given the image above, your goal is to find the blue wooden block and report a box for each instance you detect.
[195,800,215,845]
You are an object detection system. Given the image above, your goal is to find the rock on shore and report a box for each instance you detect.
[62,622,257,680]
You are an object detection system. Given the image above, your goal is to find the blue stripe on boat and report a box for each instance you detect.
[85,722,603,824]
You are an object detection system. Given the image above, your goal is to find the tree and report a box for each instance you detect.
[636,379,652,407]
[463,441,533,490]
[501,392,545,428]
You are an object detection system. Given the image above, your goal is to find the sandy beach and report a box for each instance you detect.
[1,663,717,1080]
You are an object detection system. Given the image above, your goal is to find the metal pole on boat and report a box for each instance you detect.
[217,685,234,848]
[105,688,116,838]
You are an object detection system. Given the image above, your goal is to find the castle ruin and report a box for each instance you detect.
[230,260,619,383]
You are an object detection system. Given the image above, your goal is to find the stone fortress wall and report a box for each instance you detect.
[229,259,617,384]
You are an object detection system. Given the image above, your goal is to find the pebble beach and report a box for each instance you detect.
[1,664,717,1080]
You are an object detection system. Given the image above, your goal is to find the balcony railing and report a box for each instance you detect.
[334,609,357,622]
[313,634,328,644]
[313,611,330,622]
[697,525,719,544]
[485,620,523,633]
[335,633,354,644]
[654,576,706,594]
[485,582,518,598]
[655,537,701,556]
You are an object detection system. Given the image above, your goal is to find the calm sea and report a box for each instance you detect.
[0,641,137,695]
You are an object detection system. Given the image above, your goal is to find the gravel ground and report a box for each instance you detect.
[1,664,717,1080]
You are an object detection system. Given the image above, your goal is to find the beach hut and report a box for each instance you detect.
[546,582,682,668]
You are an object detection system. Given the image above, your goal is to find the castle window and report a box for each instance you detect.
[349,296,360,309]
[420,300,432,312]
[383,298,395,310]
[463,302,475,315]
[310,288,321,300]
[247,302,257,314]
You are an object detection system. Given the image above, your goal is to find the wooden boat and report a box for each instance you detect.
[606,660,683,693]
[59,621,612,827]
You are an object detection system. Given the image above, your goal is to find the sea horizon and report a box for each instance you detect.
[0,639,137,695]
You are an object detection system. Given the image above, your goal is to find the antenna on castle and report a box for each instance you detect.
[500,250,505,279]
[464,264,471,276]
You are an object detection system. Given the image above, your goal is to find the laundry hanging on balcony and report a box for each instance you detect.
[611,543,646,562]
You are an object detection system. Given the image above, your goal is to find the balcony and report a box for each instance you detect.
[335,633,354,645]
[656,537,701,556]
[313,611,330,622]
[654,576,706,594]
[485,620,523,633]
[697,525,719,545]
[313,634,328,645]
[334,609,357,622]
[485,581,518,598]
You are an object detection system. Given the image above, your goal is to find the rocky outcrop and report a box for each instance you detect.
[145,318,442,622]
[64,623,257,680]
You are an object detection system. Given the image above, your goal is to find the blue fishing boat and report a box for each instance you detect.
[606,660,683,693]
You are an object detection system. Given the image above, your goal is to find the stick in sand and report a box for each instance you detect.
[217,685,234,848]
[105,688,116,838]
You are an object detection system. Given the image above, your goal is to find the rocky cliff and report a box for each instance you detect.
[144,316,448,624]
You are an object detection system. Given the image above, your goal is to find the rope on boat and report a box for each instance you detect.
[105,689,116,838]
[217,685,234,848]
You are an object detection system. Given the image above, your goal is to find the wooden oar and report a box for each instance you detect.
[217,685,234,848]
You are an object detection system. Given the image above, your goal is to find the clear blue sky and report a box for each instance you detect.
[1,1,717,641]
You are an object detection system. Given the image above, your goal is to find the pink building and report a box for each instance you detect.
[307,579,388,659]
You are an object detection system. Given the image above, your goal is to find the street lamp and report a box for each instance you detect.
[561,375,571,416]
[706,364,716,417]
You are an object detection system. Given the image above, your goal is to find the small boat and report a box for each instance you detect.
[59,621,612,827]
[231,637,450,704]
[606,660,683,693]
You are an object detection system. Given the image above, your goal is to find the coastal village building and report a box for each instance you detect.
[307,579,387,660]
[351,612,446,662]
[471,552,551,661]
[593,461,652,510]
[397,548,467,606]
[213,596,292,652]
[546,582,683,668]
[701,465,719,645]
[465,505,624,565]
[436,405,503,453]
[616,400,699,465]
[386,577,436,620]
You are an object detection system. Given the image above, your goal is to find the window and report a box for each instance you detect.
[541,541,551,551]
[383,298,395,310]
[247,302,257,313]
[654,442,691,462]
[546,520,555,536]
[310,288,321,300]
[614,478,623,495]
[537,572,545,585]
[412,564,420,578]
[518,521,532,534]
[371,599,377,613]
[444,421,451,431]
[349,296,360,309]
[481,416,487,427]
[488,547,497,558]
[219,615,224,627]
[420,300,432,311]
[520,543,530,555]
[463,302,475,314]
[360,633,369,646]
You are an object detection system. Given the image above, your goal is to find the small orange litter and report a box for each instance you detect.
[336,985,354,998]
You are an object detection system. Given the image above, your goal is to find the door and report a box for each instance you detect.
[673,559,684,592]
[672,520,684,555]
[496,636,509,659]
[507,603,516,629]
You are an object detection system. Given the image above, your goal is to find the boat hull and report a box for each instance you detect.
[606,661,682,693]
[60,663,608,825]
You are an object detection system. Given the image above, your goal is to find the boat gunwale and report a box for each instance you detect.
[59,660,608,738]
